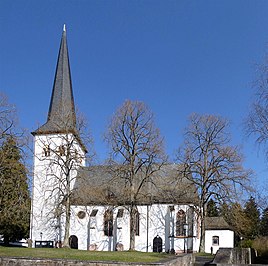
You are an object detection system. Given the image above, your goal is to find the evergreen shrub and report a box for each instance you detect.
[241,239,253,248]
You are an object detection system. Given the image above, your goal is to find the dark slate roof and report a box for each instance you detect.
[33,26,76,135]
[205,217,232,230]
[71,164,199,206]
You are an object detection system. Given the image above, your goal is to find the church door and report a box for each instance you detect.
[69,235,78,249]
[153,235,162,252]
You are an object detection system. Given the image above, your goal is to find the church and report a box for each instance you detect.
[30,26,233,253]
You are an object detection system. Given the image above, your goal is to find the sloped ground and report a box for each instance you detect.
[194,255,213,266]
[0,247,172,263]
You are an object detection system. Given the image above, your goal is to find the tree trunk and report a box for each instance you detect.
[199,216,205,252]
[62,196,71,248]
[129,205,136,250]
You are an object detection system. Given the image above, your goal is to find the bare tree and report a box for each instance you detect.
[177,113,252,252]
[0,93,15,174]
[0,93,17,143]
[32,108,94,247]
[0,92,27,179]
[246,58,268,158]
[105,100,167,250]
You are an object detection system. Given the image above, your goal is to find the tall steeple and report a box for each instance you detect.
[33,25,76,135]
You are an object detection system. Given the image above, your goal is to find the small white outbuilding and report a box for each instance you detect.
[205,217,234,254]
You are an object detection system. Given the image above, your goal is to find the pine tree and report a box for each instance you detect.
[0,137,30,245]
[244,196,260,239]
[221,203,247,237]
[260,207,268,236]
[207,199,219,217]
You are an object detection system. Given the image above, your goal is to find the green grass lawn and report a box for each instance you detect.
[0,247,174,263]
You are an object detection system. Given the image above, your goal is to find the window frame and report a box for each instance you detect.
[176,209,186,236]
[43,145,51,157]
[212,236,219,246]
[104,209,113,237]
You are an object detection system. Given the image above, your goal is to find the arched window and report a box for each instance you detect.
[74,149,82,163]
[176,209,186,236]
[212,236,219,246]
[104,209,113,236]
[117,208,124,218]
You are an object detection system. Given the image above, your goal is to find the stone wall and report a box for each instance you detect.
[210,264,264,266]
[0,254,194,266]
[162,254,194,266]
[212,248,252,264]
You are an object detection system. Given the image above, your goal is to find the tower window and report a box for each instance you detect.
[74,149,83,163]
[58,145,65,156]
[43,145,51,157]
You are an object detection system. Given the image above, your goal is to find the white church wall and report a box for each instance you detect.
[69,203,200,253]
[70,205,130,251]
[189,208,200,253]
[31,132,200,253]
[69,206,89,250]
[31,133,86,246]
[147,204,169,252]
[205,229,234,254]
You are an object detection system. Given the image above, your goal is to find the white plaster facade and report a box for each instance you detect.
[30,132,234,253]
[31,145,202,252]
[205,229,234,254]
[69,204,201,252]
[30,133,86,244]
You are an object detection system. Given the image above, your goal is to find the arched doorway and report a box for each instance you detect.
[153,235,162,252]
[69,235,78,249]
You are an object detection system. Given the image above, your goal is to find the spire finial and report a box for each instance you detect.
[63,24,66,32]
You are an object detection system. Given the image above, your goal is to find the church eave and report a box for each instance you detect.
[31,127,88,153]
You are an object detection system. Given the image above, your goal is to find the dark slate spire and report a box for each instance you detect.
[33,25,76,135]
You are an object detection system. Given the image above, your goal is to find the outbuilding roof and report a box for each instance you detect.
[205,217,232,230]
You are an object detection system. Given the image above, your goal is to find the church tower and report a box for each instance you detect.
[30,26,86,246]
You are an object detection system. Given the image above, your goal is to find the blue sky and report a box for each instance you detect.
[1,0,268,198]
